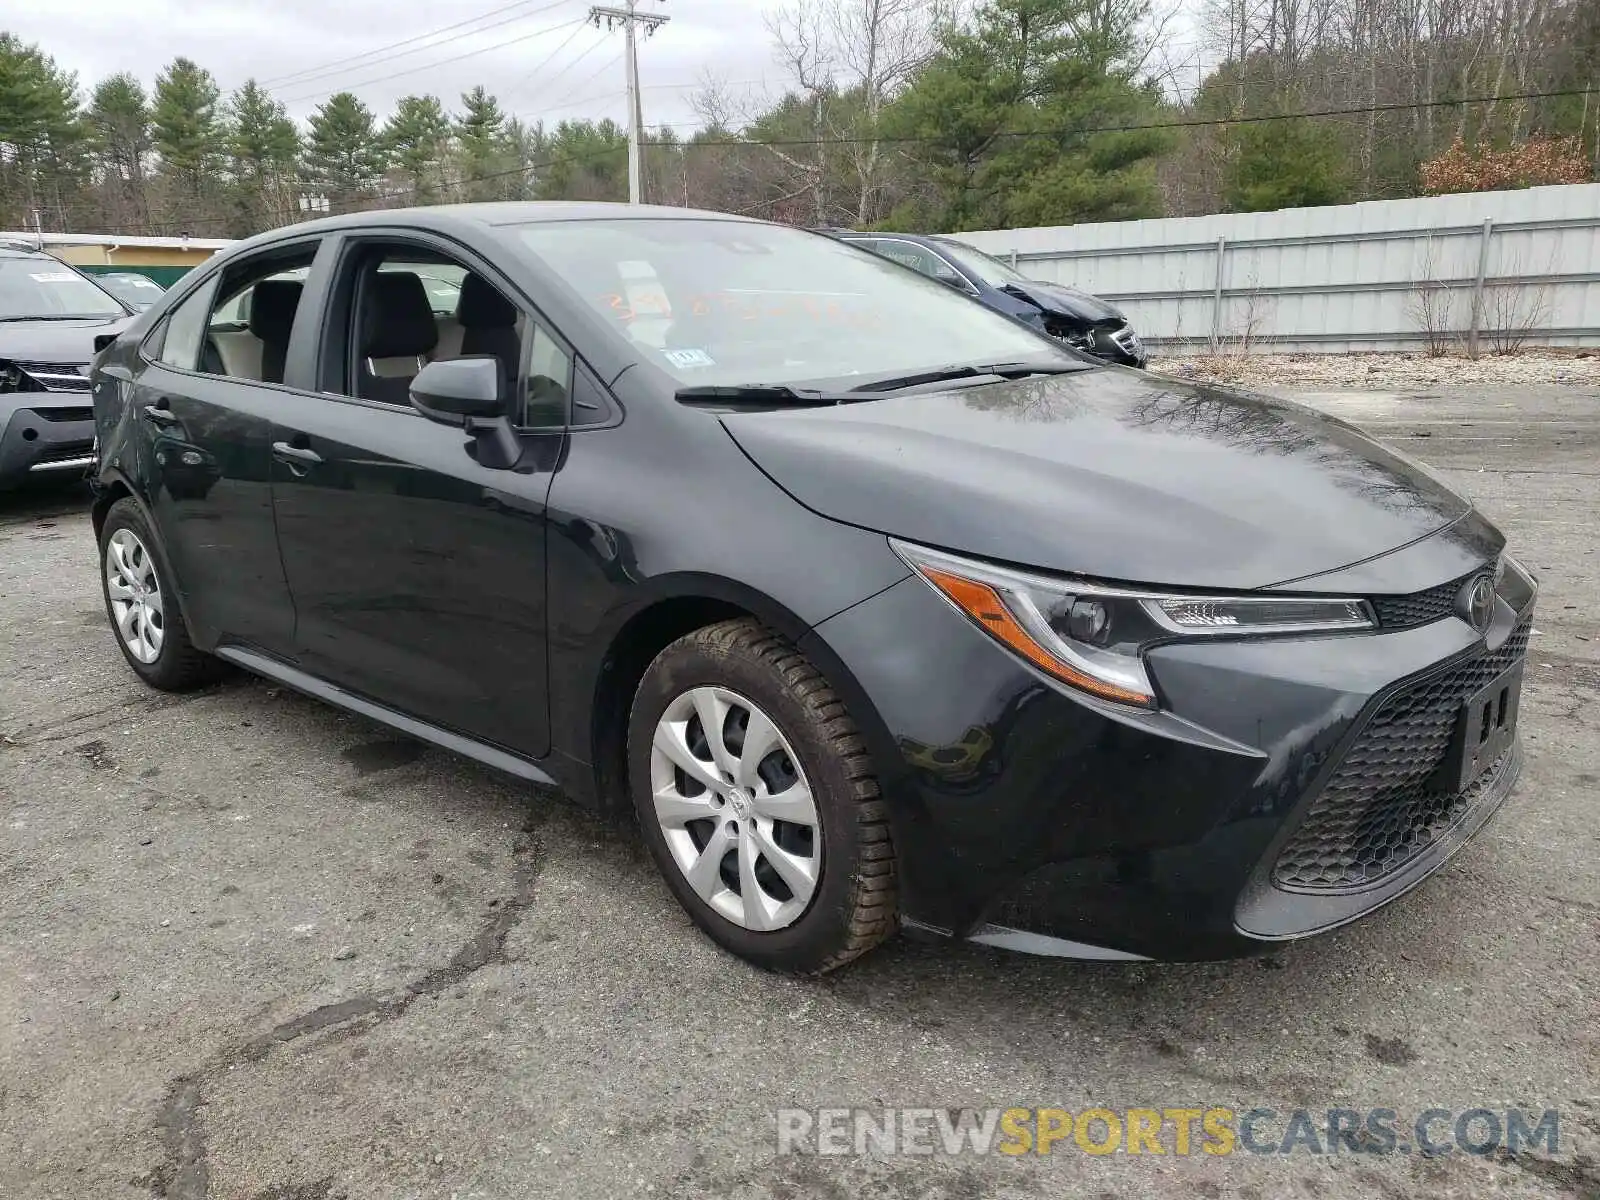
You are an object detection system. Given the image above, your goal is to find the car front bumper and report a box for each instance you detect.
[0,395,97,488]
[807,552,1532,962]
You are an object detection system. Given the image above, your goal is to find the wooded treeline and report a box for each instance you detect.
[1,0,1595,240]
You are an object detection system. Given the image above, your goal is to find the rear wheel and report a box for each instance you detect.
[99,498,220,691]
[628,618,897,973]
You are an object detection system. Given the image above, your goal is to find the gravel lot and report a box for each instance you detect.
[1,385,1596,1200]
[1153,349,1600,392]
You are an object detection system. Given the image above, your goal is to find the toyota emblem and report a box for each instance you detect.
[1457,573,1495,632]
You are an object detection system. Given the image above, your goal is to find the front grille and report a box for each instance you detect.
[37,439,94,465]
[14,362,91,392]
[29,405,93,423]
[1272,614,1531,891]
[1370,576,1468,629]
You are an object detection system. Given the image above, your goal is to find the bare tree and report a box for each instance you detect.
[768,0,946,225]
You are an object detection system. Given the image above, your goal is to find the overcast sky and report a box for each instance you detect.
[9,0,795,132]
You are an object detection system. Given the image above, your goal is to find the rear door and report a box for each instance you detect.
[267,231,569,758]
[122,238,326,655]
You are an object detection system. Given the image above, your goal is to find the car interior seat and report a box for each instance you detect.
[457,274,522,402]
[359,271,439,406]
[248,279,303,385]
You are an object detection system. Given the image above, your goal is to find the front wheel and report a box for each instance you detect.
[628,618,897,974]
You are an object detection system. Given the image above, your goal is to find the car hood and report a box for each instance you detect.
[720,369,1472,590]
[1001,280,1125,323]
[0,315,131,365]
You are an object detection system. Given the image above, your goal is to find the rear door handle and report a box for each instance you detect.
[272,440,323,466]
[141,398,179,425]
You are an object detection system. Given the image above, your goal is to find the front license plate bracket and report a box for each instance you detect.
[1434,662,1523,794]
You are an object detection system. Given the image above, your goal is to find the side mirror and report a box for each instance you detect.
[409,357,505,425]
[410,357,522,471]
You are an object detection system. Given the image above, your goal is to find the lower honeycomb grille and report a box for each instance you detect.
[1272,616,1530,891]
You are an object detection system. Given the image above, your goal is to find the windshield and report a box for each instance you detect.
[513,219,1067,387]
[0,259,125,319]
[932,239,1031,289]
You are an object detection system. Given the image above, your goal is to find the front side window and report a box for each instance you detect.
[513,220,1063,389]
[335,243,566,425]
[0,258,125,319]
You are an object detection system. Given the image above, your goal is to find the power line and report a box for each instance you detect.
[537,75,771,118]
[280,16,591,105]
[260,0,572,89]
[641,86,1600,149]
[500,22,597,109]
[523,49,627,118]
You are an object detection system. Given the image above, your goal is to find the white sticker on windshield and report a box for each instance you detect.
[30,272,78,283]
[665,348,716,370]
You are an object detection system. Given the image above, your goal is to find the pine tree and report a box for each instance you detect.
[0,34,89,230]
[883,0,1168,231]
[151,57,223,206]
[384,95,451,204]
[228,80,300,235]
[1224,118,1350,212]
[87,73,150,228]
[455,86,510,201]
[303,92,387,210]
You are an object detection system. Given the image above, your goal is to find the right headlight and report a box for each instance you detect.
[893,540,1375,710]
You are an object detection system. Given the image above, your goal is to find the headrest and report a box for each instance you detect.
[362,272,439,359]
[458,273,517,330]
[248,279,303,345]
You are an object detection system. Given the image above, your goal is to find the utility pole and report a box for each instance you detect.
[589,1,670,204]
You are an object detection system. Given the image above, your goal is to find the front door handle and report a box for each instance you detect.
[272,440,323,467]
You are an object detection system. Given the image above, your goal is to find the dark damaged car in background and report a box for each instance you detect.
[832,230,1148,367]
[1,241,132,489]
[88,204,1533,973]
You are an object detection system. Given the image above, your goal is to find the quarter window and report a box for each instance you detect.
[524,326,572,428]
[155,276,220,372]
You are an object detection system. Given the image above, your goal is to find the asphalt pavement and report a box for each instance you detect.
[1,385,1595,1199]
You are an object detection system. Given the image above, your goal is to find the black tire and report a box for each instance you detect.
[98,497,221,692]
[628,618,897,974]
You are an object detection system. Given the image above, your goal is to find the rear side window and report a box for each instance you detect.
[156,276,220,372]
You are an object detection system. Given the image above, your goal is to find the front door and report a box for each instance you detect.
[268,236,569,758]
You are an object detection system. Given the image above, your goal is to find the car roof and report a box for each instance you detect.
[0,243,55,261]
[839,231,954,248]
[272,201,765,235]
[216,201,779,261]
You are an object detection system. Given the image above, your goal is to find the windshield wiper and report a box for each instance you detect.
[675,383,854,407]
[845,360,1084,394]
[0,314,114,323]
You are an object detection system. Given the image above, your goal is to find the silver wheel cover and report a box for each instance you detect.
[105,528,165,664]
[649,685,822,931]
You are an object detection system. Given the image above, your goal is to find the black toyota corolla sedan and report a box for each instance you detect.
[87,203,1535,973]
